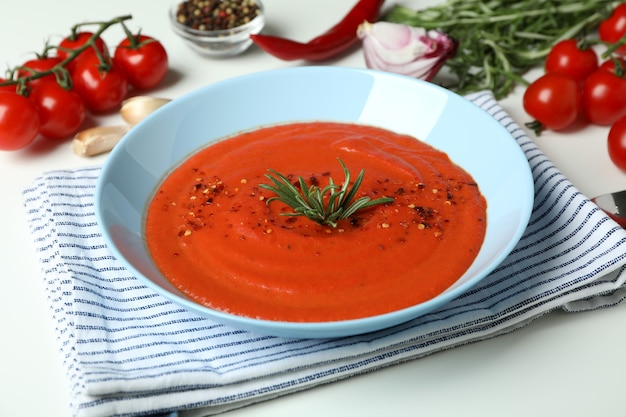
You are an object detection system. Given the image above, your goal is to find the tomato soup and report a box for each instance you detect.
[145,122,487,322]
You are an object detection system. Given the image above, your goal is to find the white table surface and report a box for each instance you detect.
[2,1,626,416]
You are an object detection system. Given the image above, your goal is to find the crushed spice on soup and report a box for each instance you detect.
[145,122,487,322]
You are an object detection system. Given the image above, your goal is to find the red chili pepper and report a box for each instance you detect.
[250,0,385,61]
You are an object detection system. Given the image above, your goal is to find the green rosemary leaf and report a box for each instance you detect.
[262,170,307,208]
[325,187,344,218]
[340,197,372,220]
[341,197,391,220]
[341,160,364,207]
[260,158,394,227]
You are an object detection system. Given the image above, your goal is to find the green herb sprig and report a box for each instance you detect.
[260,158,393,228]
[385,0,620,99]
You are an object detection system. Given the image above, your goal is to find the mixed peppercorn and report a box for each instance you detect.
[175,0,261,31]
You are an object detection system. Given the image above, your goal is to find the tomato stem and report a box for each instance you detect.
[0,15,133,93]
[610,55,626,77]
[576,34,594,51]
[601,32,626,60]
[52,67,73,90]
[525,120,545,136]
[119,21,140,49]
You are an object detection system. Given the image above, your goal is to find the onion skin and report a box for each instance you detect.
[357,21,457,81]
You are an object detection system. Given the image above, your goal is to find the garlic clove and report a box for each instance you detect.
[120,96,171,125]
[357,21,457,81]
[72,125,131,157]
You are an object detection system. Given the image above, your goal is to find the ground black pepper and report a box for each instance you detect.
[175,0,261,31]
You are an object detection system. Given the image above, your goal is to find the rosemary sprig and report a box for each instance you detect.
[385,0,620,99]
[260,158,393,228]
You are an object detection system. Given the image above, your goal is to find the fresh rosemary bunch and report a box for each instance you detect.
[385,0,620,99]
[260,158,394,228]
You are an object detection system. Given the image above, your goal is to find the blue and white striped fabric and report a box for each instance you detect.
[23,91,626,417]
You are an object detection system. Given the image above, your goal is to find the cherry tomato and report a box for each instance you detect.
[57,31,109,72]
[71,53,128,113]
[599,56,626,74]
[0,92,40,151]
[544,39,598,83]
[113,35,168,90]
[29,81,86,140]
[608,115,626,171]
[523,73,581,131]
[17,56,63,85]
[583,68,626,125]
[599,3,626,56]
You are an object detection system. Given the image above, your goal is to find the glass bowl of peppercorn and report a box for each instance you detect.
[170,0,264,57]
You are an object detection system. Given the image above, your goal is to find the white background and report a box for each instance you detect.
[2,1,626,416]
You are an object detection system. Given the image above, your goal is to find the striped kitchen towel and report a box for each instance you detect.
[23,91,626,417]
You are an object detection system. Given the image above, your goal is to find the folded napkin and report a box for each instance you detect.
[23,91,626,417]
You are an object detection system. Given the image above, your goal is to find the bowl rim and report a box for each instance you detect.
[96,66,534,338]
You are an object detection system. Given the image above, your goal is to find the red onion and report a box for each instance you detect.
[357,21,457,81]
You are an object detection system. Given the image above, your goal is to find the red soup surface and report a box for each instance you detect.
[145,122,487,322]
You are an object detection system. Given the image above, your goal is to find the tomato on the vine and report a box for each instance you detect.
[71,53,128,113]
[599,56,626,74]
[0,92,40,151]
[608,115,626,171]
[113,35,168,90]
[599,3,626,56]
[544,39,598,83]
[57,31,109,72]
[583,68,626,125]
[29,81,86,140]
[17,56,63,85]
[523,73,581,131]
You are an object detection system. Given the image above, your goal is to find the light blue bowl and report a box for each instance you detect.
[95,67,534,338]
